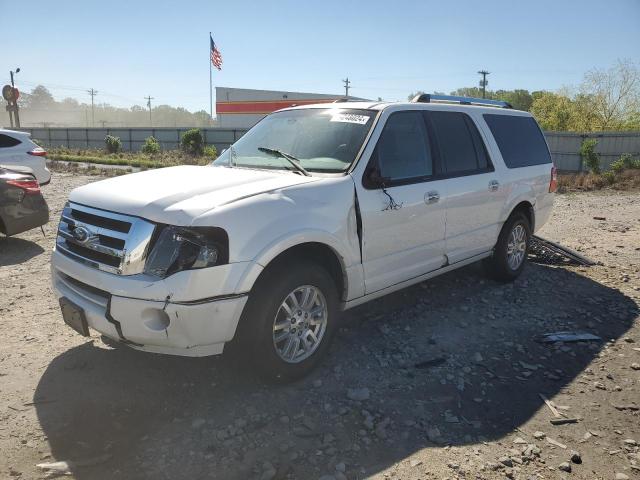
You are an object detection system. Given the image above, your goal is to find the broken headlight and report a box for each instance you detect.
[144,226,228,278]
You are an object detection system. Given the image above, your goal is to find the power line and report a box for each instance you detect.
[87,88,98,126]
[342,77,351,97]
[477,70,490,98]
[145,95,154,126]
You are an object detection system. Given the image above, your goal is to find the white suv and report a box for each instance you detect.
[51,95,555,380]
[0,129,51,185]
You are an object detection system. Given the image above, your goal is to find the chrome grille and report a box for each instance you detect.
[56,202,156,275]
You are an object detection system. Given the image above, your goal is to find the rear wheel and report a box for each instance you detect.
[235,260,339,381]
[484,213,531,282]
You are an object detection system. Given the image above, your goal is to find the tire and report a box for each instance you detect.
[484,213,531,282]
[234,260,339,382]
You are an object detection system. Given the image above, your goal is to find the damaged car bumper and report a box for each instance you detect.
[51,249,260,356]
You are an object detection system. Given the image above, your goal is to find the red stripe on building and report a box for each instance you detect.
[216,99,336,114]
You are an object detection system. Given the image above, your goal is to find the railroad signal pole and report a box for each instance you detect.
[145,95,154,126]
[4,68,21,128]
[87,88,98,126]
[477,70,490,99]
[342,77,351,98]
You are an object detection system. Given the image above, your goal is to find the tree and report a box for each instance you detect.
[24,85,56,109]
[530,92,575,131]
[495,89,533,111]
[580,59,640,130]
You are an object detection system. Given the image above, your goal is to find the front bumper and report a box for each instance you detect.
[51,249,258,356]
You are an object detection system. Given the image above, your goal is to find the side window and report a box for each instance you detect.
[483,114,551,168]
[0,134,21,148]
[375,111,433,182]
[428,111,490,175]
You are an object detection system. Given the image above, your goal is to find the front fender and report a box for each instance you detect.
[253,229,350,269]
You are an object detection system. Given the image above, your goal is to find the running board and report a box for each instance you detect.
[342,251,492,310]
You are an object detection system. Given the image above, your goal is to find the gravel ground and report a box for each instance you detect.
[1,172,638,480]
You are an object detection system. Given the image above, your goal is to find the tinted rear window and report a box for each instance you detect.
[483,114,551,168]
[0,134,21,148]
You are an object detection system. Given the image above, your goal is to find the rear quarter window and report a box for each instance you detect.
[483,114,551,168]
[0,134,22,148]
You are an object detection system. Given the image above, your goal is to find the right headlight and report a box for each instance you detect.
[144,225,228,278]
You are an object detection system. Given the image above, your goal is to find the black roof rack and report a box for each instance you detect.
[410,93,512,109]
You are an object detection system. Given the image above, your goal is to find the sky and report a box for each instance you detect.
[1,0,639,114]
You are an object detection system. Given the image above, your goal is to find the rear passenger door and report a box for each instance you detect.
[426,110,506,263]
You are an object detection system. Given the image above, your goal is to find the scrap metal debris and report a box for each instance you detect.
[550,418,579,426]
[536,332,602,344]
[529,235,597,266]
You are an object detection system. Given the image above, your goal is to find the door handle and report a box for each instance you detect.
[488,180,500,192]
[425,191,440,204]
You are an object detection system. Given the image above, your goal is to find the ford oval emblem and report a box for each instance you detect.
[72,225,91,243]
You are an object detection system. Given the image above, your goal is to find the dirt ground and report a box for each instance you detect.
[1,172,638,480]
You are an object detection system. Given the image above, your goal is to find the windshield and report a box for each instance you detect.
[213,108,377,173]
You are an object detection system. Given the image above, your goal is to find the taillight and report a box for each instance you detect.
[549,164,558,193]
[6,179,41,194]
[28,147,47,156]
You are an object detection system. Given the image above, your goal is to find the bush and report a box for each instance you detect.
[141,136,161,155]
[610,157,626,174]
[620,153,640,169]
[579,138,600,174]
[203,145,218,160]
[105,135,122,154]
[180,128,204,155]
[602,171,616,185]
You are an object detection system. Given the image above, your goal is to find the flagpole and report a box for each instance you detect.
[209,32,213,122]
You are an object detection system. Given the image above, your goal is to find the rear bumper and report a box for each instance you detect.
[0,195,49,236]
[51,249,256,356]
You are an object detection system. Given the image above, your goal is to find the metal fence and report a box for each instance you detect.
[17,127,640,172]
[545,131,640,172]
[19,127,248,154]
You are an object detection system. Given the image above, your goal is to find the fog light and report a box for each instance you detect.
[142,308,170,332]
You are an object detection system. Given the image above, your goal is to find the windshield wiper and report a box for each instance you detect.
[257,147,311,176]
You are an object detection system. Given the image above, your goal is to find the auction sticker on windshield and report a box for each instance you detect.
[330,113,370,125]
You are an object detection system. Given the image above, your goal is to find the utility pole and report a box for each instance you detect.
[87,88,98,126]
[477,70,490,98]
[145,95,154,126]
[342,77,351,98]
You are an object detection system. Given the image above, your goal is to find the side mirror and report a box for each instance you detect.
[364,165,389,189]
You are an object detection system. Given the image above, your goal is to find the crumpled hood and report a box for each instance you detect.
[69,165,319,225]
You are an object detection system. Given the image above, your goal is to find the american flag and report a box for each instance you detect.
[210,35,223,71]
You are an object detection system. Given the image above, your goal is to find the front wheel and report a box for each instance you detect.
[236,261,339,382]
[484,213,531,282]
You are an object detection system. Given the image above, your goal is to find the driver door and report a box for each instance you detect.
[354,110,447,294]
